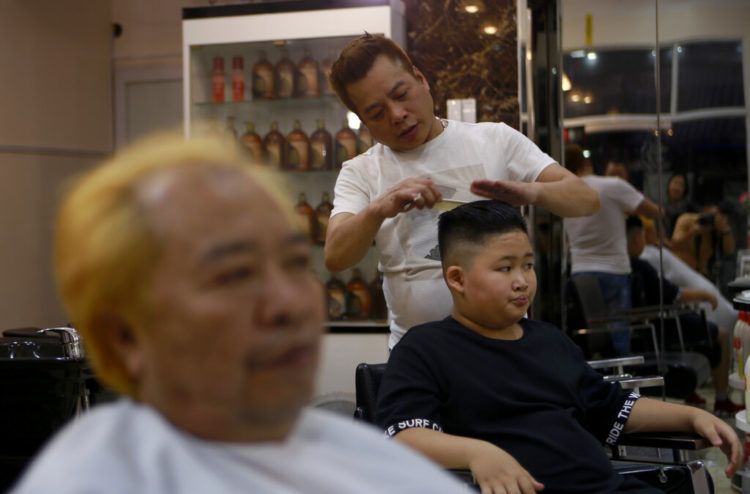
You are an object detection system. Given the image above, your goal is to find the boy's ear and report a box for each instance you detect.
[95,312,145,381]
[445,265,466,294]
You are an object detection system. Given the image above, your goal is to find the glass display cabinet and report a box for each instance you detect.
[182,1,405,329]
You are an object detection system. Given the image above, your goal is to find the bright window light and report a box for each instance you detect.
[346,112,361,130]
[570,50,586,59]
[586,51,598,61]
[583,150,591,158]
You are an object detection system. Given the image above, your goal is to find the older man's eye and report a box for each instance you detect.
[214,267,255,285]
[286,254,311,271]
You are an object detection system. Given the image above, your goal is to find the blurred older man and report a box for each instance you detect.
[11,134,466,493]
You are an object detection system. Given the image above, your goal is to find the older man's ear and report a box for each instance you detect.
[96,313,145,383]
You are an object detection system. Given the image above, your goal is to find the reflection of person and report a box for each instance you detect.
[11,134,468,494]
[377,201,741,494]
[604,160,629,182]
[563,144,661,354]
[664,173,692,237]
[671,202,736,279]
[325,33,599,348]
[627,216,741,416]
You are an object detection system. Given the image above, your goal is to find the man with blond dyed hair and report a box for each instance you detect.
[11,133,467,494]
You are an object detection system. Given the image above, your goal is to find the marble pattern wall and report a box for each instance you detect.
[405,0,519,127]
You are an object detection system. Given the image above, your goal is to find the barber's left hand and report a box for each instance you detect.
[691,410,742,477]
[471,179,540,206]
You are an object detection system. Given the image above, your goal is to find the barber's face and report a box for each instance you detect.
[131,169,324,441]
[346,55,442,152]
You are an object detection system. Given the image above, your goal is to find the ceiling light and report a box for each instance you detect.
[570,93,581,103]
[586,51,597,61]
[482,25,498,35]
[562,73,572,92]
[464,4,479,13]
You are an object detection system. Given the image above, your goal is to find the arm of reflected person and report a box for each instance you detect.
[670,213,700,251]
[631,197,663,220]
[470,164,600,217]
[397,428,545,494]
[714,212,736,257]
[678,288,718,309]
[324,177,442,272]
[625,398,742,478]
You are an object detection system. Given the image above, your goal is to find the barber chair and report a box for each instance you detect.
[355,362,713,494]
[0,327,87,491]
[566,275,713,400]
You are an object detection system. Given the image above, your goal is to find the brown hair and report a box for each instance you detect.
[329,33,417,113]
[564,143,586,174]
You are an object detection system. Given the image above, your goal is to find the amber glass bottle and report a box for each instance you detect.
[358,125,374,153]
[297,49,320,98]
[263,121,286,169]
[369,269,387,321]
[295,192,316,243]
[275,48,296,99]
[240,122,264,163]
[211,56,225,103]
[231,56,244,102]
[320,51,335,96]
[310,119,332,170]
[251,51,274,99]
[335,120,358,168]
[286,120,310,171]
[326,275,347,321]
[346,268,373,320]
[314,192,333,245]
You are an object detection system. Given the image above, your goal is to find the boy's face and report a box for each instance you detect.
[454,230,537,329]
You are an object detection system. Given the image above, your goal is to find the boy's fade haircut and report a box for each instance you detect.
[438,200,528,269]
[564,143,586,174]
[329,32,417,114]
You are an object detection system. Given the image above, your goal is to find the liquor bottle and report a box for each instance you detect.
[320,51,335,96]
[263,121,286,169]
[314,192,333,245]
[275,48,296,99]
[358,125,374,153]
[297,49,320,98]
[369,269,387,321]
[326,274,347,321]
[294,192,316,243]
[346,268,373,320]
[335,119,358,168]
[211,56,225,103]
[240,121,264,163]
[310,119,332,170]
[231,56,244,102]
[286,120,310,171]
[252,51,274,99]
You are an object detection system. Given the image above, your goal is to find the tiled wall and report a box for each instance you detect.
[405,0,518,127]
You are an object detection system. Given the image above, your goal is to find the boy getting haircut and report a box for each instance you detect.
[376,200,740,494]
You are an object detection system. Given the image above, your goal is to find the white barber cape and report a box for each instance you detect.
[11,400,467,494]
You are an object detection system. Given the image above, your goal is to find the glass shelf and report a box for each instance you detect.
[195,94,344,110]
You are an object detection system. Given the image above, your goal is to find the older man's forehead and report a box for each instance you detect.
[199,233,308,265]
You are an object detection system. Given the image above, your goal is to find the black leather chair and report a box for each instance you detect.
[355,362,713,494]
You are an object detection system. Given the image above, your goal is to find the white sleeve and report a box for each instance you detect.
[612,179,645,212]
[500,124,556,182]
[331,162,370,218]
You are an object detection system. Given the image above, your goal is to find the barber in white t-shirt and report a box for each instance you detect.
[325,34,599,348]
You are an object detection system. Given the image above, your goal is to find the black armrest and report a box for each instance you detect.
[618,432,709,450]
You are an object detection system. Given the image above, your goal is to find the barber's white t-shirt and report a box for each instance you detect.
[332,120,553,347]
[564,175,644,275]
[11,400,467,494]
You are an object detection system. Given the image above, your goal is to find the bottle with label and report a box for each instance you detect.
[346,268,373,320]
[286,120,310,171]
[326,275,347,321]
[252,51,275,99]
[297,49,320,98]
[369,269,387,321]
[211,56,225,103]
[310,119,332,170]
[745,354,750,421]
[263,121,286,169]
[231,56,244,102]
[294,192,316,243]
[275,48,296,99]
[314,192,333,245]
[335,119,358,168]
[320,51,335,96]
[240,122,264,163]
[358,125,374,153]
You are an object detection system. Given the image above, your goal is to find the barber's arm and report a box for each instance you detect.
[670,214,700,250]
[396,428,544,494]
[324,178,442,272]
[624,398,742,477]
[677,288,718,309]
[715,212,736,256]
[470,163,600,217]
[632,197,663,219]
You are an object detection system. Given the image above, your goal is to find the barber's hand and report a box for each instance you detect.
[471,179,540,207]
[705,293,718,310]
[467,441,544,494]
[691,409,742,477]
[371,178,442,218]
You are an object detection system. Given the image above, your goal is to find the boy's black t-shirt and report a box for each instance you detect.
[376,317,652,494]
